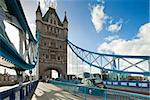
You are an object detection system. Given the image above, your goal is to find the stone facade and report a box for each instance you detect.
[36,4,68,79]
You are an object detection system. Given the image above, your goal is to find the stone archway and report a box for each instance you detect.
[43,68,61,79]
[39,64,67,80]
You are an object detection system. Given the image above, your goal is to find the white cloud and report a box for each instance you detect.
[39,0,57,14]
[107,19,123,33]
[90,5,106,32]
[104,35,119,41]
[49,0,57,9]
[97,23,150,56]
[137,23,150,42]
[107,23,122,33]
[90,1,123,33]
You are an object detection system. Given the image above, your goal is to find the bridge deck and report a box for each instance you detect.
[31,82,102,100]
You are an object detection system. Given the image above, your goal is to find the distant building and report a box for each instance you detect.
[0,69,17,86]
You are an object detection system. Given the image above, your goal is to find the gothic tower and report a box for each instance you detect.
[36,3,68,79]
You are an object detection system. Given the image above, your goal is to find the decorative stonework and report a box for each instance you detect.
[36,4,68,79]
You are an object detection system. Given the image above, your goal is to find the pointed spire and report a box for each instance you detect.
[36,1,41,13]
[65,11,66,16]
[63,11,68,23]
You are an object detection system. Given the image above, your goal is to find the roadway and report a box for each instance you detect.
[31,82,102,100]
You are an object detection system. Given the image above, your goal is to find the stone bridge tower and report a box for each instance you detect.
[36,3,68,79]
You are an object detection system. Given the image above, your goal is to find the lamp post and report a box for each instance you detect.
[29,70,32,83]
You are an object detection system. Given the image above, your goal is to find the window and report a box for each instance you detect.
[46,55,49,59]
[50,27,52,32]
[57,56,61,60]
[49,27,50,32]
[51,42,56,47]
[52,27,54,33]
[44,42,46,46]
[51,54,56,59]
[56,34,58,37]
[54,20,56,24]
[50,19,52,24]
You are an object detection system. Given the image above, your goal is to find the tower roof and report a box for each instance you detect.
[63,11,68,23]
[36,2,41,13]
[42,7,63,26]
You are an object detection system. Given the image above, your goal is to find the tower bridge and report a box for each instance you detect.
[0,0,150,100]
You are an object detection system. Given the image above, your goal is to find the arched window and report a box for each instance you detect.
[54,20,56,24]
[51,27,52,32]
[50,19,52,24]
[44,42,46,46]
[46,55,49,59]
[57,56,61,60]
[49,27,51,32]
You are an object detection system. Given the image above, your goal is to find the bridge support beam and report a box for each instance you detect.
[19,30,24,58]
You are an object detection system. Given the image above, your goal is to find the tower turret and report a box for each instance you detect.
[36,2,42,37]
[36,2,42,20]
[63,11,68,29]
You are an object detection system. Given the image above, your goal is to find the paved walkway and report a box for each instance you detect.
[31,82,101,100]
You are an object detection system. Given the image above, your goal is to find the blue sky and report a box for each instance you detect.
[54,0,149,52]
[19,0,149,54]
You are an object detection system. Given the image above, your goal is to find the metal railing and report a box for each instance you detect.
[49,80,150,100]
[0,80,38,100]
[103,80,150,88]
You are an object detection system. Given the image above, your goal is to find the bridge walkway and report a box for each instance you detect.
[31,82,101,100]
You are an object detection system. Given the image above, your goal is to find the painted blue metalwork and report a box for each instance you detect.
[0,80,38,100]
[5,0,36,43]
[0,0,39,70]
[49,80,150,100]
[67,40,150,75]
[67,40,150,60]
[103,80,150,88]
[0,33,34,70]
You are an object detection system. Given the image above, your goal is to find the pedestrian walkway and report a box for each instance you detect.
[31,82,101,100]
[31,82,81,100]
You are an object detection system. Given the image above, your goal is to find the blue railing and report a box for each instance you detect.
[49,80,150,100]
[0,80,38,100]
[103,80,150,88]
